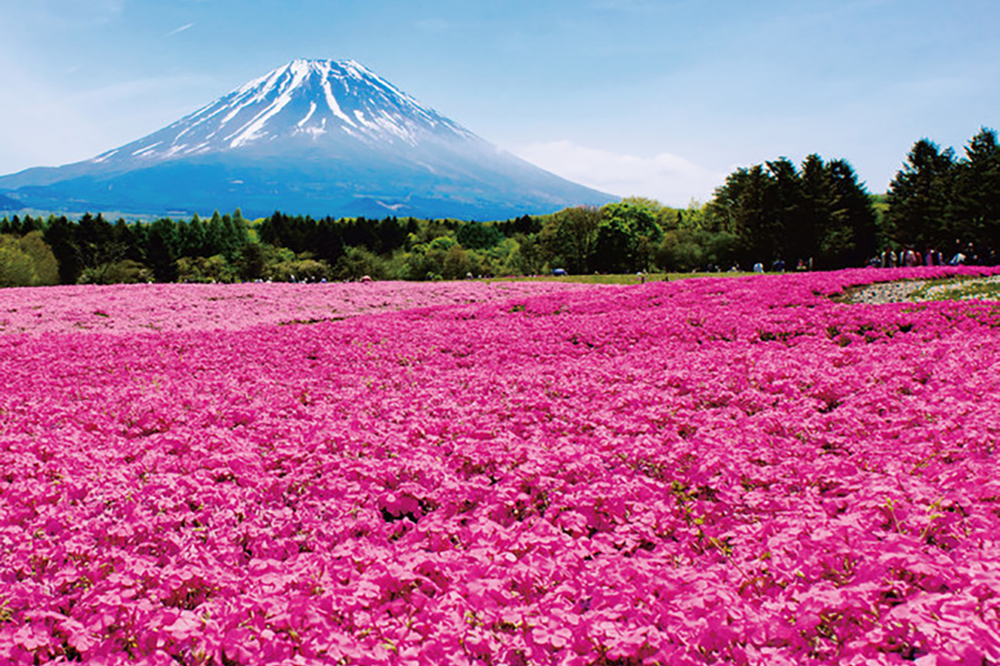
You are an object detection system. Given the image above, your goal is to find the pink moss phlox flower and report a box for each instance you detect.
[1,267,999,662]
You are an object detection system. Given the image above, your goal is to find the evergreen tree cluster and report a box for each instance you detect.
[704,155,878,270]
[885,127,1000,263]
[29,210,250,285]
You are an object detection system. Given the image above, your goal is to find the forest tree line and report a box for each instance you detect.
[0,127,997,287]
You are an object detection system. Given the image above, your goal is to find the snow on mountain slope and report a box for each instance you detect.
[91,59,476,167]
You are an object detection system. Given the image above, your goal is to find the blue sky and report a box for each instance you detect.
[0,0,997,207]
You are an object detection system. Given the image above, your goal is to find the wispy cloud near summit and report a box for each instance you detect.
[166,23,195,37]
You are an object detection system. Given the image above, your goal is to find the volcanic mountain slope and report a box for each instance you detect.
[0,59,615,220]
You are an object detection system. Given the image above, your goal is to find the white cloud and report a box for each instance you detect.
[166,23,195,37]
[510,140,726,207]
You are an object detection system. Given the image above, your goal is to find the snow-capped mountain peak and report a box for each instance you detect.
[0,58,615,220]
[91,59,473,165]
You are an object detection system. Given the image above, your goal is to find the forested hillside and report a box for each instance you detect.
[1,128,996,286]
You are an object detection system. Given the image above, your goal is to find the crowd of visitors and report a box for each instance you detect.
[874,242,997,269]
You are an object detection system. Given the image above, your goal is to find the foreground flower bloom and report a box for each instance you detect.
[0,267,998,664]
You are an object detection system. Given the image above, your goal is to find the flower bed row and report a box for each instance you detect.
[1,266,999,664]
[0,280,597,335]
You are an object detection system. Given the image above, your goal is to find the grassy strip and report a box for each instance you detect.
[909,275,1000,301]
[489,271,758,285]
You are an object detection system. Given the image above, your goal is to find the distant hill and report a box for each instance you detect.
[0,59,616,220]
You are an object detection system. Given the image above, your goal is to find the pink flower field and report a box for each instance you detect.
[0,281,599,335]
[2,268,1000,665]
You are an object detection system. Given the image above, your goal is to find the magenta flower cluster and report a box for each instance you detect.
[1,267,999,665]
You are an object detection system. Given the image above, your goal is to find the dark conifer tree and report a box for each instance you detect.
[43,216,82,284]
[952,127,1000,251]
[146,218,180,282]
[885,139,956,248]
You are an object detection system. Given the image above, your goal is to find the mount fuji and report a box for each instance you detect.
[0,59,615,220]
